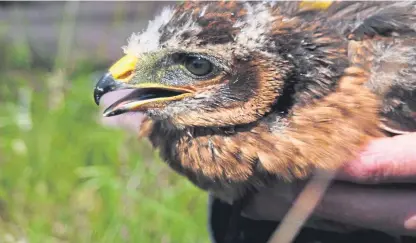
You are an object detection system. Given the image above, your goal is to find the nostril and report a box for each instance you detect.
[118,70,133,80]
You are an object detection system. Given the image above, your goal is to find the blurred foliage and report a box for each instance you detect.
[0,25,208,243]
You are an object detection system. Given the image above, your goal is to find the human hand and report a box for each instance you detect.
[242,133,416,236]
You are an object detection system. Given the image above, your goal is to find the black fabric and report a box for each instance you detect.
[208,195,414,243]
[208,195,277,243]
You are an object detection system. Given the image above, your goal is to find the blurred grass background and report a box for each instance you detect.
[0,2,208,243]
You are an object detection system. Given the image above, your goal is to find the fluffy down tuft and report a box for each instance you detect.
[122,7,174,56]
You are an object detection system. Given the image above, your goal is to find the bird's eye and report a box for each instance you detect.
[184,57,213,76]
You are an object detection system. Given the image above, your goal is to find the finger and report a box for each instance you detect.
[242,182,299,221]
[314,182,416,236]
[243,182,416,236]
[339,133,416,183]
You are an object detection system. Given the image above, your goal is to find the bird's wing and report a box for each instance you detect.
[373,36,416,135]
[275,1,416,134]
[338,2,416,135]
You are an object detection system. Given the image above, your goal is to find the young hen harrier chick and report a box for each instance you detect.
[94,1,416,204]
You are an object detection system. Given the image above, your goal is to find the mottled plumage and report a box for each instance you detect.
[94,1,416,203]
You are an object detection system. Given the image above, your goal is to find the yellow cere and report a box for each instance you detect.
[299,0,333,10]
[108,54,138,81]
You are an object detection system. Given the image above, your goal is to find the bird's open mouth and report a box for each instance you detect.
[93,54,193,117]
[102,86,193,117]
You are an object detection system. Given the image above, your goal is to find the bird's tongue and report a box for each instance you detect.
[99,90,146,132]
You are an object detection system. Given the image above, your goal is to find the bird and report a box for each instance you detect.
[93,1,416,204]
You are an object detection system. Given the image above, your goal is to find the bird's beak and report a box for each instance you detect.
[93,54,138,106]
[94,54,194,117]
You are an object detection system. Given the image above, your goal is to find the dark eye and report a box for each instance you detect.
[184,56,213,76]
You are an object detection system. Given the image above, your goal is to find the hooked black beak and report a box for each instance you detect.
[94,72,123,105]
[93,54,138,105]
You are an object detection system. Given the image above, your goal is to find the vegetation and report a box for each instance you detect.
[0,25,208,243]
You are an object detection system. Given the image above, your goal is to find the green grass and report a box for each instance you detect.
[0,37,209,243]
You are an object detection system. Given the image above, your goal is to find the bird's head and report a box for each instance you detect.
[94,1,340,129]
